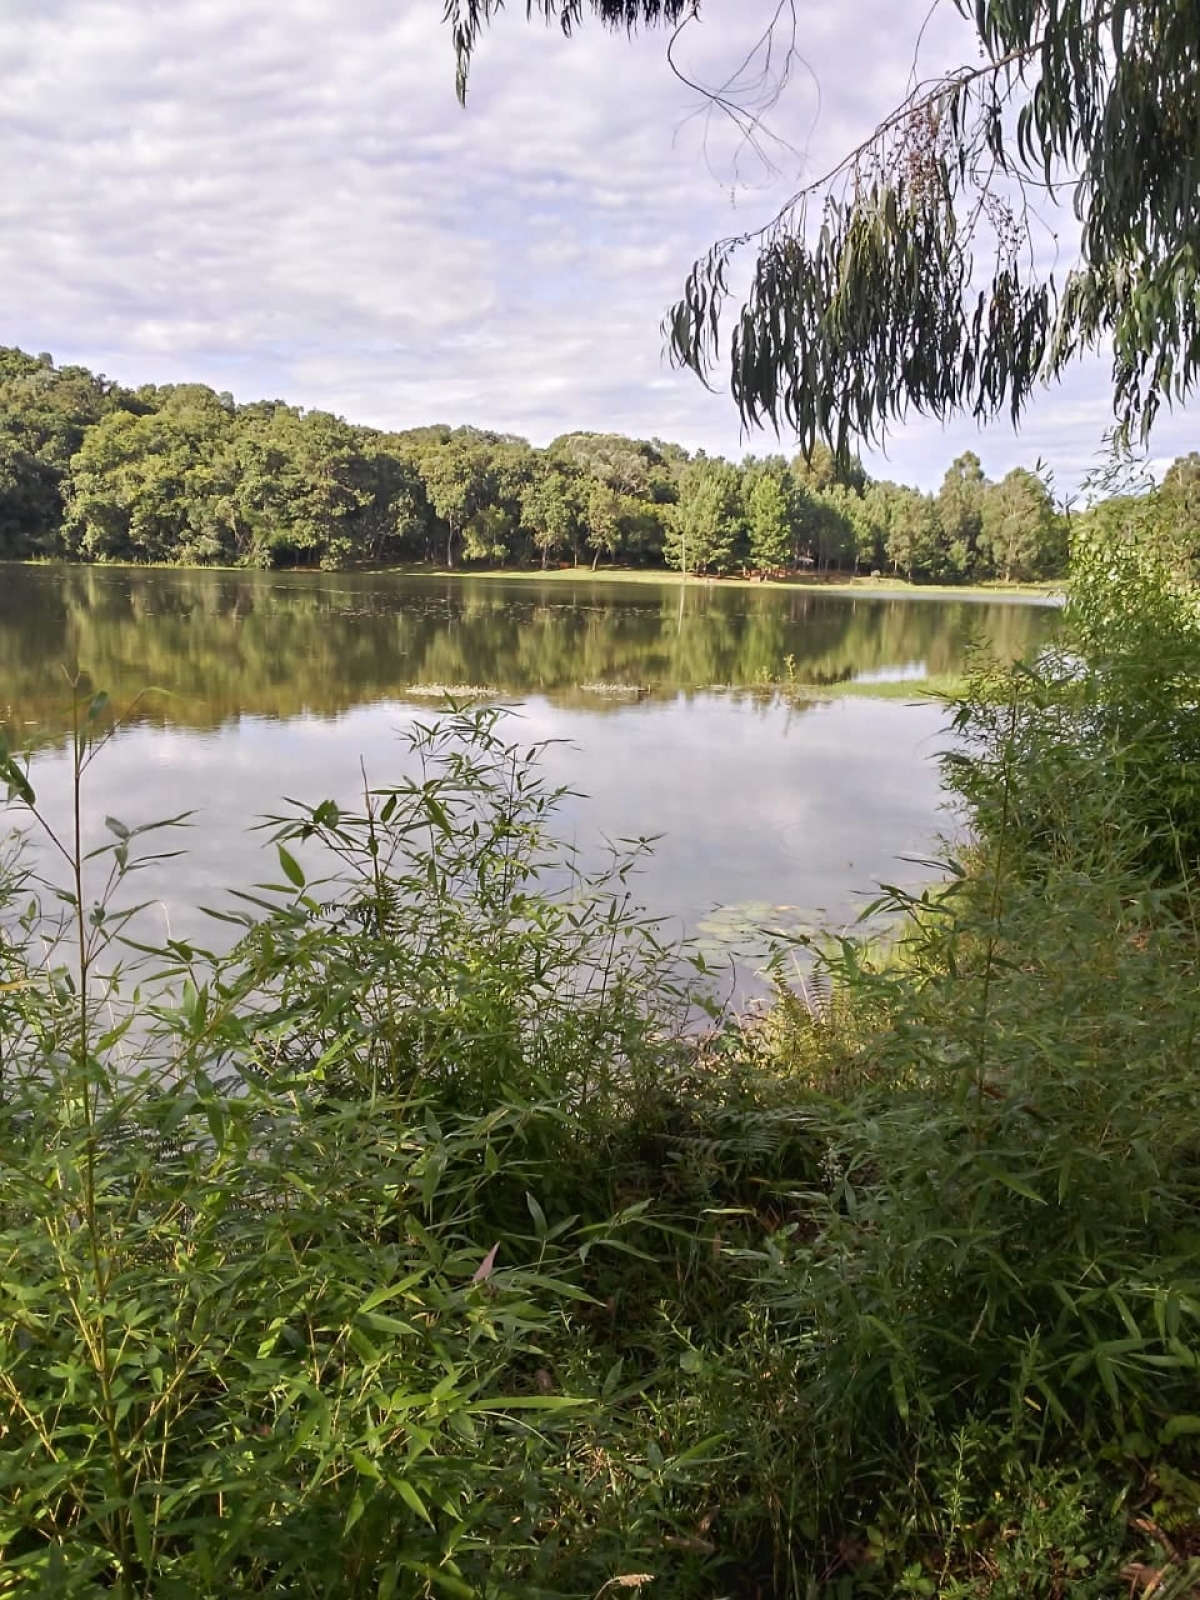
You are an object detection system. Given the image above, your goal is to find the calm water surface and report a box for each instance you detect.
[0,566,1059,976]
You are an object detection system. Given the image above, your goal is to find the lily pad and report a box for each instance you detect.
[692,900,827,963]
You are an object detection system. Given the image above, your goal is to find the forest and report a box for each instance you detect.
[0,343,1118,583]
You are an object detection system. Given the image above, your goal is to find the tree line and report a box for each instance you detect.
[1,344,1186,584]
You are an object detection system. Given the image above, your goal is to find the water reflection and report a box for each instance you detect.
[0,565,1054,988]
[9,694,952,997]
[0,565,1057,737]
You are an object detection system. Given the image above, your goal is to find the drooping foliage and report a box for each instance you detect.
[449,0,1200,456]
[444,0,691,100]
[669,0,1200,453]
[720,0,1200,452]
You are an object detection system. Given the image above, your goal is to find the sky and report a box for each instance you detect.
[1,0,1193,494]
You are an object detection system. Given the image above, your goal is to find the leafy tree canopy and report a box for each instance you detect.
[449,0,1200,458]
[0,344,1091,583]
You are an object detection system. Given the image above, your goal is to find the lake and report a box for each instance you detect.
[0,565,1059,985]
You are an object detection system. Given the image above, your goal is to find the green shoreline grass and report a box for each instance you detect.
[687,674,965,701]
[12,556,1066,603]
[410,564,1065,602]
[784,674,964,699]
[401,674,965,706]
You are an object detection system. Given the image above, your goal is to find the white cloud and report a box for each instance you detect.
[1,0,1193,491]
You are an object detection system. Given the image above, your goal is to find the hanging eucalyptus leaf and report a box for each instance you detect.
[445,0,1200,455]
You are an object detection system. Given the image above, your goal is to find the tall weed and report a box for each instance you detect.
[6,512,1200,1599]
[0,703,718,1598]
[709,513,1200,1592]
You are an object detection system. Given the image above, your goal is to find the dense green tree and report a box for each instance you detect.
[1162,452,1200,505]
[359,442,434,564]
[664,457,745,575]
[0,349,132,556]
[229,406,377,568]
[812,486,859,572]
[791,441,867,496]
[549,431,666,497]
[460,503,512,564]
[852,484,891,574]
[521,466,583,567]
[744,461,795,571]
[478,438,536,563]
[65,388,238,564]
[0,434,61,556]
[979,469,1064,583]
[1159,453,1200,578]
[937,452,988,579]
[548,432,674,567]
[618,495,669,566]
[885,487,941,581]
[0,347,1079,583]
[420,430,496,567]
[843,487,885,575]
[582,481,624,568]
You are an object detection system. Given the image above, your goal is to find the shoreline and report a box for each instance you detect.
[10,557,1066,604]
[418,566,1065,603]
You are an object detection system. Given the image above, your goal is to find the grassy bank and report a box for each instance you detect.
[383,562,1067,602]
[13,555,1066,603]
[0,528,1195,1598]
[781,672,967,700]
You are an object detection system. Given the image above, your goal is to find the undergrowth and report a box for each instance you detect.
[1,504,1199,1596]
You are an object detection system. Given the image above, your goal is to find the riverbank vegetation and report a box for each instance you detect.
[5,0,1200,1586]
[2,498,1200,1596]
[2,343,1173,584]
[410,566,1063,597]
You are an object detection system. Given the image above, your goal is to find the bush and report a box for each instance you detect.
[705,520,1200,1592]
[5,521,1200,1599]
[0,704,728,1598]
